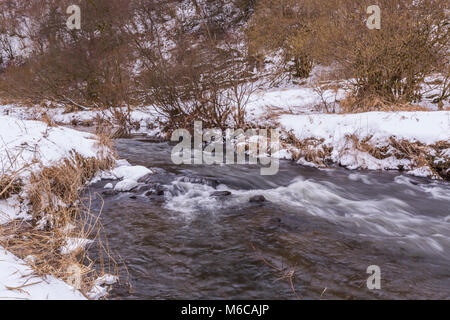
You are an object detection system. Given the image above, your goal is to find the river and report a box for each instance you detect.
[86,136,450,299]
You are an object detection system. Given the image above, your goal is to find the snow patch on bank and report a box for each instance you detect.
[112,164,152,182]
[0,115,115,299]
[90,159,153,192]
[1,105,162,137]
[0,248,85,300]
[279,111,450,178]
[0,116,102,174]
[87,274,119,300]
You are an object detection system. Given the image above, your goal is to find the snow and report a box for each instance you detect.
[0,116,102,174]
[60,238,94,255]
[0,115,109,225]
[114,179,139,192]
[108,164,152,192]
[86,274,119,300]
[277,111,450,176]
[86,284,108,300]
[246,85,345,120]
[94,274,119,286]
[0,105,162,137]
[0,197,29,225]
[0,115,116,299]
[89,158,153,193]
[0,248,86,300]
[407,167,436,178]
[112,165,152,181]
[0,115,107,224]
[279,111,450,146]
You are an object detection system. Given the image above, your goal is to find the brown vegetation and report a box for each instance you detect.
[0,0,448,122]
[249,0,449,111]
[0,142,116,297]
[283,131,450,180]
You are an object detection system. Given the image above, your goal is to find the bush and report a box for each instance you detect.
[0,0,134,109]
[247,0,314,79]
[0,0,258,131]
[131,0,258,132]
[249,0,449,107]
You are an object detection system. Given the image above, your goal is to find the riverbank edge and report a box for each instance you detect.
[2,103,449,181]
[0,115,118,299]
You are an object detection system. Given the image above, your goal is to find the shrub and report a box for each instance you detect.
[249,0,449,107]
[131,0,258,131]
[0,0,134,109]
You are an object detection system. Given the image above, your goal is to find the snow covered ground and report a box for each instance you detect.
[0,116,105,223]
[0,116,101,299]
[0,104,163,137]
[0,249,85,300]
[0,115,141,299]
[0,116,103,176]
[246,85,345,118]
[278,111,450,178]
[280,111,450,146]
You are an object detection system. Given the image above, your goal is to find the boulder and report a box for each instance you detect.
[102,190,119,197]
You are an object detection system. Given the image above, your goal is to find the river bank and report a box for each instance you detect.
[0,115,121,299]
[2,84,448,180]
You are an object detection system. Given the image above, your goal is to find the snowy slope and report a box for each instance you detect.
[279,111,450,176]
[0,116,116,299]
[0,249,86,300]
[0,116,102,173]
[279,111,450,145]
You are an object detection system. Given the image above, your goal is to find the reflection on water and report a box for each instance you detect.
[85,138,450,299]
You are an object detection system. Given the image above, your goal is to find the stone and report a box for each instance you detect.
[114,179,139,192]
[249,195,267,203]
[102,190,119,197]
[180,176,220,189]
[210,191,232,197]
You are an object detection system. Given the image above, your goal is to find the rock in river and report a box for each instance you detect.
[210,191,232,197]
[180,176,220,189]
[249,195,267,203]
[102,190,119,197]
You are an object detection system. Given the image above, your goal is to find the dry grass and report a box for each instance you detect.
[283,131,333,167]
[0,143,117,297]
[347,134,450,179]
[0,220,96,294]
[251,242,301,299]
[28,152,113,223]
[282,129,449,180]
[346,134,391,160]
[340,94,429,113]
[389,139,450,179]
[0,174,23,200]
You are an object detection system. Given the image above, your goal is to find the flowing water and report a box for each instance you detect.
[86,136,450,300]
